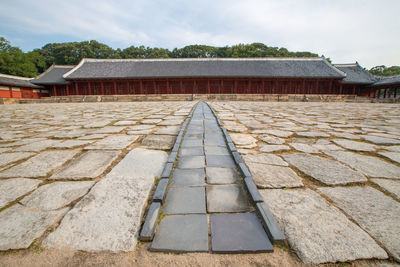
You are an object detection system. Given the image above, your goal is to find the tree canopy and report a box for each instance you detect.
[0,36,398,78]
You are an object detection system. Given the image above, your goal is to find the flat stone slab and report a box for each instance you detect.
[230,134,257,147]
[385,145,400,152]
[204,146,230,155]
[259,145,290,153]
[283,153,367,185]
[51,150,120,179]
[85,135,138,150]
[297,131,330,138]
[44,148,167,252]
[243,153,288,166]
[0,150,80,178]
[379,152,400,164]
[206,155,236,168]
[179,147,204,156]
[150,214,208,252]
[177,156,205,169]
[171,168,205,187]
[210,213,273,253]
[246,162,303,188]
[0,204,68,250]
[363,135,400,145]
[14,139,61,152]
[52,140,93,149]
[163,187,206,214]
[206,167,239,184]
[332,139,376,152]
[318,186,400,261]
[0,152,35,168]
[206,185,251,212]
[371,178,400,199]
[141,135,176,150]
[0,178,41,208]
[289,143,320,153]
[20,181,94,210]
[91,126,126,134]
[260,130,293,138]
[113,120,137,126]
[154,126,180,135]
[325,151,400,178]
[260,188,388,264]
[258,134,285,145]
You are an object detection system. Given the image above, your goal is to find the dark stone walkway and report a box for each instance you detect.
[142,102,281,253]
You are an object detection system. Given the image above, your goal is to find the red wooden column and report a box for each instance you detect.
[88,82,92,95]
[262,80,265,94]
[247,79,251,94]
[193,80,196,94]
[316,80,320,95]
[221,80,224,94]
[353,85,356,95]
[8,86,12,98]
[140,80,143,94]
[126,81,129,94]
[339,84,343,95]
[207,79,210,94]
[113,81,117,95]
[234,80,238,94]
[166,79,170,94]
[53,85,57,96]
[329,80,333,94]
[101,81,104,95]
[153,80,157,94]
[302,79,306,94]
[180,80,183,94]
[75,82,79,95]
[66,84,70,95]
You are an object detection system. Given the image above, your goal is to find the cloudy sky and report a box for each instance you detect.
[1,0,399,68]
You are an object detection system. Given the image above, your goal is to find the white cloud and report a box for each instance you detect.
[0,0,399,68]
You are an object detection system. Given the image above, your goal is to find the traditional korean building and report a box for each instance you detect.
[0,73,47,99]
[370,75,400,99]
[29,58,400,99]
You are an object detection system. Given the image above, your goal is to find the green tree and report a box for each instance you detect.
[369,65,400,76]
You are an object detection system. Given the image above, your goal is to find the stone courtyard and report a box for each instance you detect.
[0,101,399,266]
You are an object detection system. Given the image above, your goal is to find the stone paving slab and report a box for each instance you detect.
[14,139,62,152]
[206,167,239,184]
[0,204,68,250]
[283,153,367,185]
[379,152,400,164]
[20,181,94,210]
[332,139,376,152]
[150,215,208,252]
[171,168,205,187]
[206,185,251,213]
[163,187,206,214]
[85,135,139,150]
[260,189,388,264]
[51,150,120,179]
[318,186,400,261]
[0,150,80,178]
[44,148,167,252]
[0,178,41,208]
[141,135,176,150]
[177,156,205,169]
[371,179,400,199]
[0,152,35,168]
[210,213,273,253]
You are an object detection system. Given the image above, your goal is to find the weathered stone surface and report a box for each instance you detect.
[154,126,180,135]
[163,187,206,214]
[204,146,229,155]
[177,156,205,169]
[206,167,239,184]
[52,140,93,148]
[51,150,119,179]
[127,129,153,135]
[151,215,208,252]
[127,125,155,131]
[206,155,236,168]
[379,152,400,164]
[289,143,320,153]
[332,132,361,140]
[0,152,35,168]
[246,162,303,188]
[141,135,176,150]
[171,168,205,187]
[21,181,94,210]
[85,135,138,150]
[91,126,126,134]
[258,134,285,145]
[0,204,68,250]
[140,202,161,241]
[206,185,251,212]
[78,134,109,140]
[259,130,293,138]
[179,147,204,156]
[332,139,376,152]
[14,139,61,152]
[114,120,137,126]
[230,133,257,148]
[0,150,79,178]
[260,189,388,264]
[259,145,290,152]
[210,213,273,253]
[297,131,330,138]
[371,179,400,199]
[44,148,167,252]
[325,151,400,178]
[385,145,400,152]
[363,135,400,145]
[318,186,400,261]
[283,153,367,185]
[141,119,162,124]
[243,153,288,166]
[0,178,41,208]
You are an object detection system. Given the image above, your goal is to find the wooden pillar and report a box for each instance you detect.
[140,80,143,94]
[352,84,356,95]
[166,79,170,94]
[180,80,183,94]
[101,81,104,95]
[262,80,265,94]
[207,79,210,94]
[302,79,306,94]
[53,85,57,96]
[247,79,251,94]
[193,80,196,94]
[126,81,129,95]
[153,80,157,94]
[339,84,343,95]
[75,82,78,95]
[316,80,319,95]
[329,80,333,94]
[234,80,238,94]
[66,84,70,96]
[88,82,92,95]
[113,81,117,95]
[221,79,224,94]
[274,80,278,94]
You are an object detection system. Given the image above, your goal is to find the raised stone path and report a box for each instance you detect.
[146,102,281,253]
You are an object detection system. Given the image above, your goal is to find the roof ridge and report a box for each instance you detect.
[0,73,33,80]
[81,57,324,63]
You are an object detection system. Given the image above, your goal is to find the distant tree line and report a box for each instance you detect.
[369,65,400,77]
[0,36,399,78]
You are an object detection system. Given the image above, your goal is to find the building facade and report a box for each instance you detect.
[0,74,48,99]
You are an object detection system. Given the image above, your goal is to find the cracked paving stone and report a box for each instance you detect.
[141,135,176,150]
[91,126,126,134]
[0,150,80,178]
[289,143,320,153]
[51,150,120,179]
[258,134,285,145]
[44,148,167,252]
[14,139,62,152]
[297,131,330,138]
[378,152,400,164]
[206,167,239,184]
[332,139,376,152]
[283,153,367,185]
[325,151,400,178]
[371,179,400,200]
[246,162,303,188]
[362,135,400,145]
[0,178,41,208]
[51,140,94,149]
[154,126,180,135]
[206,185,251,212]
[0,204,68,250]
[230,133,257,147]
[0,152,35,168]
[171,168,205,187]
[150,214,208,252]
[163,187,206,214]
[259,145,290,153]
[21,181,94,210]
[211,213,273,253]
[318,186,400,261]
[260,189,388,264]
[85,135,138,150]
[243,153,288,166]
